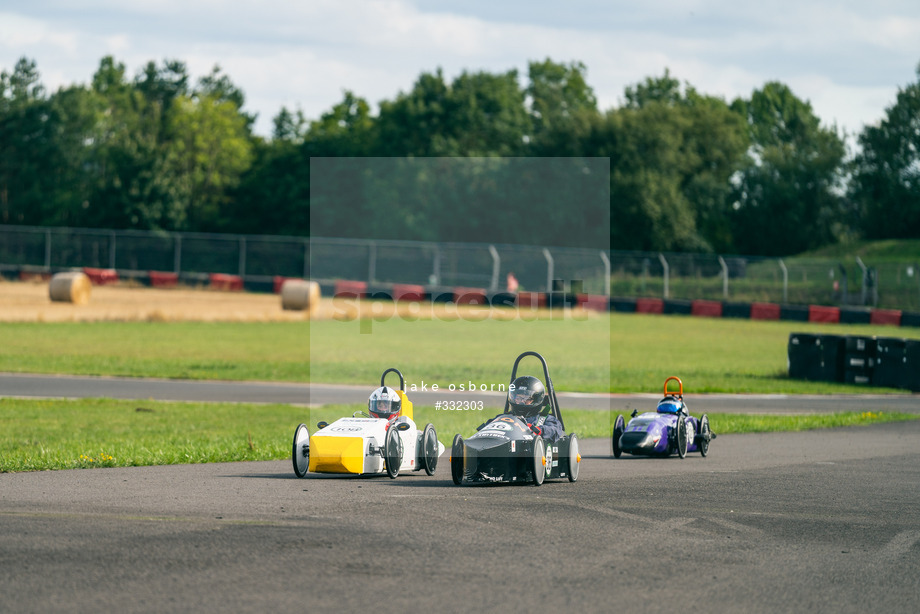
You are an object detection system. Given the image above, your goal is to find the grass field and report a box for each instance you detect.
[1,313,918,393]
[3,397,917,472]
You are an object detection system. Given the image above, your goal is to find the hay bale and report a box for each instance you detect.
[49,271,92,305]
[281,279,320,311]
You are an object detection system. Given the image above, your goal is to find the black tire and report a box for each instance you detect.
[676,415,688,459]
[450,434,464,485]
[698,414,711,457]
[421,423,438,476]
[566,434,580,482]
[384,425,402,479]
[612,414,625,458]
[532,437,546,486]
[292,423,310,478]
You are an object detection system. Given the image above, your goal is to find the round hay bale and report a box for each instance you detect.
[49,271,92,305]
[281,279,320,311]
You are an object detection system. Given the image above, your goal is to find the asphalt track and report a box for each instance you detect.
[2,375,920,612]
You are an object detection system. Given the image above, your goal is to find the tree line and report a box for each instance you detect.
[1,55,918,256]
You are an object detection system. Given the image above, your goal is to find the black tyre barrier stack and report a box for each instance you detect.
[901,312,920,328]
[787,333,844,382]
[780,304,810,321]
[789,333,919,390]
[839,307,872,325]
[907,340,920,391]
[663,299,692,315]
[874,337,908,389]
[487,292,517,308]
[722,302,752,319]
[611,297,637,313]
[843,335,876,385]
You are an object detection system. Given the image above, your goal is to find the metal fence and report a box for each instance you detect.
[2,224,919,310]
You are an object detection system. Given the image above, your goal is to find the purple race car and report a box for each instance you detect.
[611,377,715,459]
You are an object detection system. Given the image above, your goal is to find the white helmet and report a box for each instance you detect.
[368,386,401,419]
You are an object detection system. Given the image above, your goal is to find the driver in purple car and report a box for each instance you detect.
[507,375,564,443]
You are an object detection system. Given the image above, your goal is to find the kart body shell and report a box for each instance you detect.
[292,368,444,478]
[612,376,714,459]
[450,351,581,486]
[307,415,426,474]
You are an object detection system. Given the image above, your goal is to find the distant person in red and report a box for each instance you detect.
[506,272,519,293]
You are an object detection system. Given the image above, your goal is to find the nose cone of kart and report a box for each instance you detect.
[464,435,510,453]
[308,435,365,473]
[619,428,664,453]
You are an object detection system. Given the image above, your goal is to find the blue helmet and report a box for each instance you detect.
[657,396,683,414]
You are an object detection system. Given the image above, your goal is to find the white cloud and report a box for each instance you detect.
[1,1,918,138]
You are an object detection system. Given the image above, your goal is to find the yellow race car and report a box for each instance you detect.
[292,368,444,478]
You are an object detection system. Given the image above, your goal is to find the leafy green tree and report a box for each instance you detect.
[850,64,920,239]
[596,72,748,252]
[729,82,847,255]
[0,58,55,225]
[376,68,528,157]
[272,106,307,143]
[448,69,529,156]
[375,70,452,156]
[81,56,170,229]
[162,93,254,230]
[526,59,599,155]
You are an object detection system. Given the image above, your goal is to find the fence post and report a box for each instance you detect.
[431,244,441,286]
[239,237,247,277]
[368,242,377,284]
[44,229,52,270]
[174,234,182,274]
[600,251,611,297]
[303,240,309,279]
[779,259,788,303]
[718,255,728,299]
[543,248,554,293]
[110,231,117,269]
[489,245,500,292]
[838,263,848,305]
[658,253,669,299]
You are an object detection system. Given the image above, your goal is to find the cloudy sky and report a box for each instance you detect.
[2,1,919,141]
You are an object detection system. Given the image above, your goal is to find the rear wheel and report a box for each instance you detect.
[612,415,625,458]
[421,423,439,475]
[292,423,310,478]
[450,434,464,485]
[675,415,688,459]
[532,437,546,486]
[566,434,580,482]
[384,425,402,478]
[698,414,711,457]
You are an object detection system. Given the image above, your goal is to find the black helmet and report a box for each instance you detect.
[508,376,546,417]
[368,386,401,420]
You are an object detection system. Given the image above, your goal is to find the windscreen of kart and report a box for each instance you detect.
[474,416,528,440]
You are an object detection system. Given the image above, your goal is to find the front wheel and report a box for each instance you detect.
[612,415,625,458]
[384,425,402,479]
[421,423,438,475]
[566,434,580,482]
[450,434,464,485]
[292,423,310,478]
[698,414,711,457]
[532,437,546,486]
[675,415,688,459]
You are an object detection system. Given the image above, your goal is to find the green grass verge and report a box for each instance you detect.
[1,315,917,393]
[2,398,917,472]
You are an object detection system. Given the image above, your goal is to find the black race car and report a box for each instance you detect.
[449,351,581,486]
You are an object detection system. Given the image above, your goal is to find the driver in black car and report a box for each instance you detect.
[506,375,564,442]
